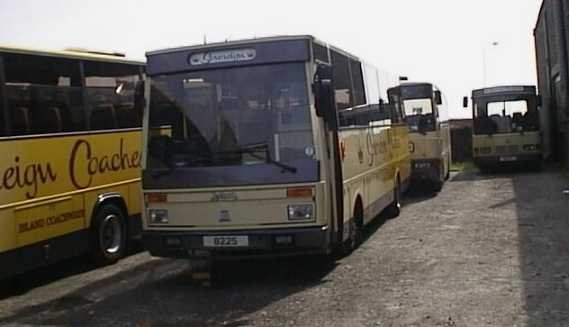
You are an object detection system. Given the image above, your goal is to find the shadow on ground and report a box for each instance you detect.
[512,169,569,326]
[450,165,541,182]
[0,241,146,300]
[0,238,342,327]
[0,254,338,327]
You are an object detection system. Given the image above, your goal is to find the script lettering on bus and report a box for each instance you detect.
[69,138,141,189]
[0,156,57,199]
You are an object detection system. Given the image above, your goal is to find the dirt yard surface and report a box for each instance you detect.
[1,168,568,327]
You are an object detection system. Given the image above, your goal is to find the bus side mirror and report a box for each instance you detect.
[537,95,543,107]
[463,96,468,108]
[435,90,443,105]
[313,65,336,121]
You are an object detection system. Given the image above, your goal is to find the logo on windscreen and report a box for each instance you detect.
[188,48,256,66]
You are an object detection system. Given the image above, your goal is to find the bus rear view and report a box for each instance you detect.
[465,86,542,171]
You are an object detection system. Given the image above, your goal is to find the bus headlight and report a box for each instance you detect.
[523,144,539,151]
[148,209,169,224]
[287,204,314,221]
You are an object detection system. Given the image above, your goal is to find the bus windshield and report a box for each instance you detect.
[403,98,434,132]
[473,97,539,135]
[145,62,317,186]
[392,84,437,133]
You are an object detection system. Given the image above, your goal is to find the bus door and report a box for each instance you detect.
[313,64,345,248]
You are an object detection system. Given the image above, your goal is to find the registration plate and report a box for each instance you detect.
[499,156,518,162]
[203,236,249,248]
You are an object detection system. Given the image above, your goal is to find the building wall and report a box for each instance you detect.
[535,0,569,164]
[449,119,473,163]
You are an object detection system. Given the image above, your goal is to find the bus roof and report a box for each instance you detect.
[146,35,362,62]
[0,44,145,66]
[472,85,536,98]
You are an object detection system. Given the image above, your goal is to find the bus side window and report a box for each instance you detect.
[3,53,84,136]
[10,106,31,135]
[90,104,117,130]
[116,104,140,128]
[350,60,366,107]
[33,106,64,134]
[331,50,353,113]
[84,61,141,131]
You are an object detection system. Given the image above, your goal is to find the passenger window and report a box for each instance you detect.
[350,60,366,106]
[83,61,141,130]
[3,53,84,136]
[331,51,352,110]
[90,104,117,130]
[116,104,141,128]
[10,106,31,135]
[313,43,329,64]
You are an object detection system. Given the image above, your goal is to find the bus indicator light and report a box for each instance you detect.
[287,187,312,198]
[147,193,167,203]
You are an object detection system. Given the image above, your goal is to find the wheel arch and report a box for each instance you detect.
[89,192,129,229]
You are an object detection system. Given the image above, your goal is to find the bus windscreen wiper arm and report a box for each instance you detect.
[266,157,297,174]
[227,146,298,174]
[151,165,176,178]
[243,149,297,174]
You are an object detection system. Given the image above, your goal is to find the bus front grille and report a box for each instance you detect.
[495,146,506,154]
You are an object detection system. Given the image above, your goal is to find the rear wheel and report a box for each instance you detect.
[433,165,445,192]
[432,180,444,192]
[91,204,127,264]
[385,177,402,218]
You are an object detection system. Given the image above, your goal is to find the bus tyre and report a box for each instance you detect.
[385,178,401,218]
[342,218,362,255]
[91,204,127,264]
[433,166,444,192]
[432,180,444,192]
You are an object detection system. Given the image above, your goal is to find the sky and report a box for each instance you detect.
[0,0,543,119]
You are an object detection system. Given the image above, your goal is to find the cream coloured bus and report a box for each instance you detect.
[141,36,410,260]
[388,83,451,191]
[0,46,145,279]
[464,86,542,171]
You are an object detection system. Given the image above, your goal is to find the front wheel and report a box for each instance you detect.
[341,218,362,256]
[91,204,127,264]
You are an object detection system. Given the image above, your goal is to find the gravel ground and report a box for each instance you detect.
[0,168,568,327]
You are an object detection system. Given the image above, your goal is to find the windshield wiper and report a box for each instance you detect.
[151,165,176,179]
[266,156,298,174]
[151,154,212,178]
[219,145,298,174]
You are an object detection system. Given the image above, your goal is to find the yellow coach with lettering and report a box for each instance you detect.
[0,45,145,279]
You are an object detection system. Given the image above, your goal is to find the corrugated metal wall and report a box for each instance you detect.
[535,0,569,163]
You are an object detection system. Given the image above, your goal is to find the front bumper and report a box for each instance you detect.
[143,226,330,260]
[474,153,541,167]
[411,159,441,183]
